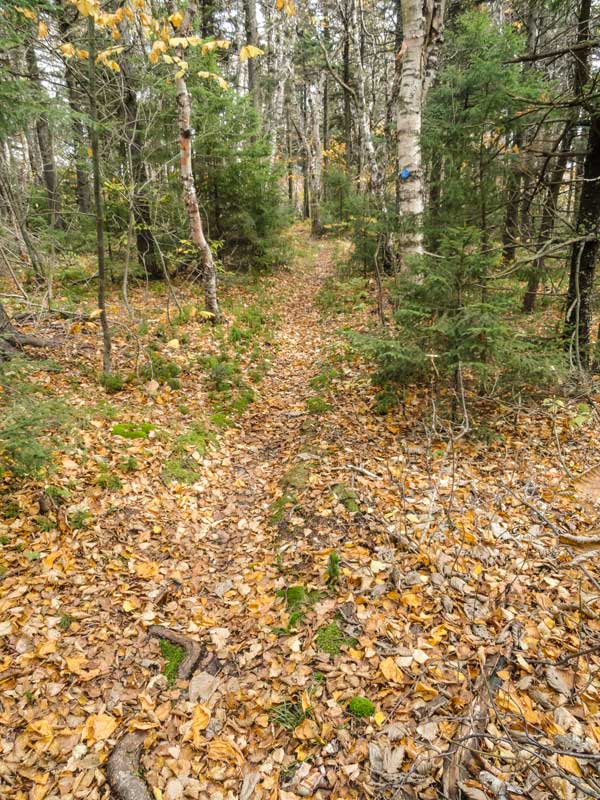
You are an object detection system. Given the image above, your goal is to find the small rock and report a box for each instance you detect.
[213,579,234,598]
[165,777,184,800]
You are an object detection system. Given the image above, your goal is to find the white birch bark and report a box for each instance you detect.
[396,0,446,269]
[174,2,220,320]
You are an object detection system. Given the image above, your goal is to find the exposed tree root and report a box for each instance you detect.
[106,732,153,800]
[148,624,203,679]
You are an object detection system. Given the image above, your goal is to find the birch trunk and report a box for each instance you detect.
[174,2,220,321]
[396,0,445,269]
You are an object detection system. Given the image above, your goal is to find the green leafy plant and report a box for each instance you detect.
[306,396,331,415]
[69,510,91,530]
[270,699,308,730]
[326,551,341,586]
[100,373,124,393]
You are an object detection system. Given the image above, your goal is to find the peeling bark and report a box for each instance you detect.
[173,2,221,321]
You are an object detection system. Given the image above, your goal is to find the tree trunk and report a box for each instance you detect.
[396,0,446,270]
[564,113,600,370]
[524,0,591,312]
[58,13,91,215]
[88,17,112,375]
[342,8,353,173]
[174,2,220,321]
[121,58,161,279]
[244,0,259,101]
[26,44,64,230]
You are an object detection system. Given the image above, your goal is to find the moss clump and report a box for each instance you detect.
[282,462,310,490]
[333,483,359,513]
[159,639,185,686]
[111,422,154,439]
[315,623,355,656]
[348,696,375,718]
[306,396,331,415]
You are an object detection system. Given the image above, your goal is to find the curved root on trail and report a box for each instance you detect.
[149,624,203,679]
[106,732,153,800]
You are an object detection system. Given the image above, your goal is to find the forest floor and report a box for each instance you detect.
[2,225,600,800]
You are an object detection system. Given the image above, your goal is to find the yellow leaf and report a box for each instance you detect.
[122,598,140,612]
[168,11,184,28]
[414,681,438,700]
[75,0,99,17]
[201,39,230,55]
[16,6,37,20]
[135,560,159,579]
[239,44,264,62]
[294,718,319,740]
[169,36,188,48]
[89,308,102,318]
[197,71,229,90]
[162,54,173,64]
[84,713,118,744]
[380,656,405,684]
[65,655,88,674]
[185,704,211,747]
[373,711,386,726]
[59,42,76,59]
[28,719,54,740]
[557,754,582,777]
[207,738,245,766]
[38,21,48,39]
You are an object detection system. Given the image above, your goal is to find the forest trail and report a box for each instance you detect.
[3,227,600,800]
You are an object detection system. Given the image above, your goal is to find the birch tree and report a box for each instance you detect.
[173,2,221,321]
[396,0,446,269]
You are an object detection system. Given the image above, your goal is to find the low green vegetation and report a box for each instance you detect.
[0,359,74,477]
[315,622,355,656]
[348,696,375,718]
[270,698,309,731]
[159,639,185,687]
[111,422,154,439]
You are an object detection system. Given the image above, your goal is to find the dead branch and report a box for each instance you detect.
[442,653,508,800]
[148,625,203,679]
[106,732,153,800]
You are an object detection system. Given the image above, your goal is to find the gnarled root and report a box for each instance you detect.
[148,624,203,680]
[106,732,152,800]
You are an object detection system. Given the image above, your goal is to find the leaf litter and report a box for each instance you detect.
[1,227,600,799]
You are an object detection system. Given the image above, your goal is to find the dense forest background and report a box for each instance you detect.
[3,3,600,800]
[2,0,600,392]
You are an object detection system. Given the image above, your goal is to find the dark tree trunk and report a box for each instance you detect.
[564,114,600,369]
[199,0,216,38]
[502,131,523,264]
[342,14,353,172]
[88,17,112,375]
[122,64,161,279]
[524,0,591,313]
[523,125,571,312]
[26,45,64,230]
[244,0,259,101]
[58,13,91,215]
